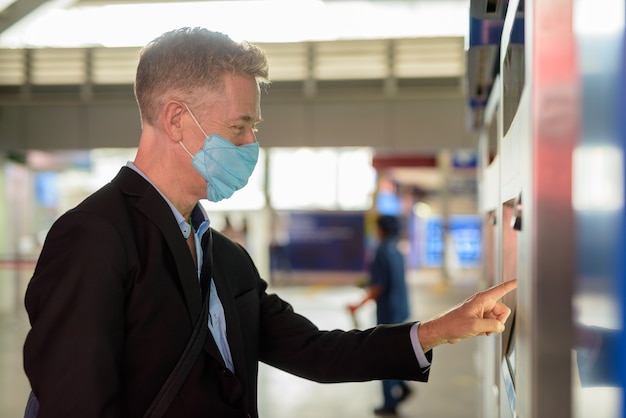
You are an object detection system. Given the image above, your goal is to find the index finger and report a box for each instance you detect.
[482,279,517,301]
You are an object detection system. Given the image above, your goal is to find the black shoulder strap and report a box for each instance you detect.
[143,229,213,418]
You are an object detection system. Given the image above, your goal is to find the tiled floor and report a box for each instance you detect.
[1,268,483,417]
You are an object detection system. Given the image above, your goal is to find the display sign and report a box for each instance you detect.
[273,211,366,272]
[423,215,482,268]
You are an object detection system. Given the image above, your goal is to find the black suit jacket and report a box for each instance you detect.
[24,167,431,418]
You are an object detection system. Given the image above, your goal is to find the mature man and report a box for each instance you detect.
[23,27,516,418]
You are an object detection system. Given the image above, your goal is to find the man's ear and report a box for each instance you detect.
[162,101,186,142]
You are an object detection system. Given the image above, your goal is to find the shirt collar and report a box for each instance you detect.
[126,161,211,239]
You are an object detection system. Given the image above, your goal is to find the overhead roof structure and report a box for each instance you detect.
[0,0,479,160]
[0,0,471,106]
[0,0,479,193]
[0,0,470,47]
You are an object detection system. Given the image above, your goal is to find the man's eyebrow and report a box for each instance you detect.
[236,115,263,124]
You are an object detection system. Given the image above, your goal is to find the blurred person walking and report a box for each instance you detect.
[348,215,413,415]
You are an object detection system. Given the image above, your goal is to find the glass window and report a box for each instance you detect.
[268,147,375,210]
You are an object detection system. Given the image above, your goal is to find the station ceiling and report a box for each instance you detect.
[0,0,470,45]
[0,0,476,192]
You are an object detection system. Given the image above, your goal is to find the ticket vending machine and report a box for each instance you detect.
[472,0,626,417]
[475,0,625,417]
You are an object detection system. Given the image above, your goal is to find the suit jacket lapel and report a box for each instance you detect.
[112,168,240,385]
[112,167,203,325]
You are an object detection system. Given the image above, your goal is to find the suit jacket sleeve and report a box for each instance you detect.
[24,208,128,418]
[252,276,431,383]
[257,295,431,383]
[211,231,431,401]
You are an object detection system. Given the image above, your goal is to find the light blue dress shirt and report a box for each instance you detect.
[126,162,234,372]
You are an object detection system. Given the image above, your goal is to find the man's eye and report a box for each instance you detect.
[233,125,259,134]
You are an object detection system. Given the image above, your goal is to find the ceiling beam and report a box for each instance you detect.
[0,0,76,34]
